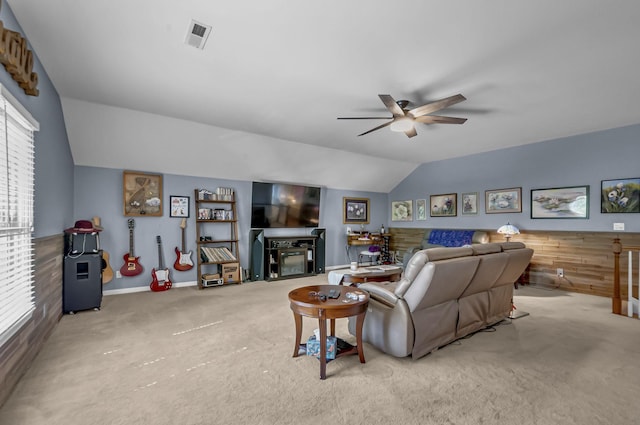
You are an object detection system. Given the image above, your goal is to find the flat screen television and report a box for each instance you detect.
[251,182,321,228]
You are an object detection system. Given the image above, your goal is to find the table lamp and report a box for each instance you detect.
[497,223,520,241]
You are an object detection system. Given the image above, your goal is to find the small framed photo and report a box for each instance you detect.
[601,178,640,213]
[416,199,427,221]
[343,197,369,224]
[430,193,457,217]
[391,200,413,221]
[170,195,190,218]
[485,187,522,214]
[531,186,589,219]
[461,192,478,215]
[123,171,163,216]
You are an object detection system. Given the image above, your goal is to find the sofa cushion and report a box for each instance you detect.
[501,241,526,251]
[471,243,502,255]
[427,229,475,247]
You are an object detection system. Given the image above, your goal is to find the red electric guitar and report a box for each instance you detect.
[150,235,172,292]
[173,218,193,271]
[120,218,143,277]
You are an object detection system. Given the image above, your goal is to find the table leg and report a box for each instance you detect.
[318,309,327,380]
[355,311,366,364]
[292,311,303,357]
[330,318,336,336]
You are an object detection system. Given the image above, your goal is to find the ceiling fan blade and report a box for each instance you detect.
[404,127,418,138]
[378,94,405,117]
[415,115,467,125]
[409,94,466,117]
[337,117,393,120]
[358,120,394,136]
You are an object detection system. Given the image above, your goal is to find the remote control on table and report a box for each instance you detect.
[328,289,340,299]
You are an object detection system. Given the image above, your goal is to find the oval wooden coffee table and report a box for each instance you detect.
[288,284,369,380]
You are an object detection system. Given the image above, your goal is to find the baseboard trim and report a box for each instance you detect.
[103,280,198,296]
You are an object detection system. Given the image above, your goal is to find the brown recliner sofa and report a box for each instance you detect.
[348,242,533,359]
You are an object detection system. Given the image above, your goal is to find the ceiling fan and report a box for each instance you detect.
[338,94,467,138]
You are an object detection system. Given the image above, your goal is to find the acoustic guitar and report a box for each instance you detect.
[92,216,114,284]
[120,218,143,276]
[150,235,172,292]
[174,218,193,271]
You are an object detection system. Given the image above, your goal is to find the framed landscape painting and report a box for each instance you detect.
[430,193,457,217]
[391,200,413,221]
[601,178,640,213]
[531,186,589,219]
[485,187,522,214]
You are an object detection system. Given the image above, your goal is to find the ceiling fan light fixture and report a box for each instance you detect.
[390,117,414,132]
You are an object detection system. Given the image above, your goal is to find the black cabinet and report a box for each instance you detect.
[63,252,102,314]
[264,236,317,281]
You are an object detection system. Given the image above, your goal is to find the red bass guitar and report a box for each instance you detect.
[150,235,172,292]
[120,218,143,277]
[174,218,193,271]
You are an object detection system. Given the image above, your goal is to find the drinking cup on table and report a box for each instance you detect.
[350,262,357,271]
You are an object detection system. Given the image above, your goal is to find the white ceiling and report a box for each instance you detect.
[7,1,640,192]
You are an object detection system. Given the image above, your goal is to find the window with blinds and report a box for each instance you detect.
[0,85,39,347]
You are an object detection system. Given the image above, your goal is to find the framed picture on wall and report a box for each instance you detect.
[485,187,522,214]
[123,171,163,216]
[391,200,413,221]
[601,178,640,213]
[169,195,190,218]
[461,192,478,215]
[430,193,457,217]
[531,186,589,218]
[343,197,369,224]
[416,199,427,220]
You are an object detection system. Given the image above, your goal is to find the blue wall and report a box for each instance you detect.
[0,4,74,238]
[74,124,640,292]
[73,166,389,290]
[390,124,640,233]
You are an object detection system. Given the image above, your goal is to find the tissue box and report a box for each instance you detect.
[306,335,337,360]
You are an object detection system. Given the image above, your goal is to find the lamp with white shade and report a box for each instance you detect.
[497,223,520,241]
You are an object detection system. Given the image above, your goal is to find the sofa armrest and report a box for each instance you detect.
[402,246,420,265]
[472,231,489,244]
[359,281,400,307]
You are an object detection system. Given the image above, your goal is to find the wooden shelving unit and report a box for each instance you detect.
[194,188,241,288]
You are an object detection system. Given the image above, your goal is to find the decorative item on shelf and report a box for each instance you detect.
[198,208,211,219]
[497,223,520,241]
[198,189,214,200]
[216,187,235,201]
[381,224,385,234]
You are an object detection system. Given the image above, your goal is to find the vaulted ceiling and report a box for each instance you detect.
[7,1,640,192]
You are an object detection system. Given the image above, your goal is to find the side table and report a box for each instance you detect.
[288,284,369,379]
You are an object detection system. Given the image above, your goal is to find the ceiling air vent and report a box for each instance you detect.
[184,19,212,49]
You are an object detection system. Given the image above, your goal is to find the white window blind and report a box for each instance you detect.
[0,85,39,347]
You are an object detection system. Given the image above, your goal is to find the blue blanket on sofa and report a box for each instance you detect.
[427,229,474,247]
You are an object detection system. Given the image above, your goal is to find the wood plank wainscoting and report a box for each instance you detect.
[0,234,64,407]
[389,228,640,299]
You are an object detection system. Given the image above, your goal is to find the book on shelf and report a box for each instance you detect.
[200,246,236,263]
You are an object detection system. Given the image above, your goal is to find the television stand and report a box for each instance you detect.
[264,236,317,281]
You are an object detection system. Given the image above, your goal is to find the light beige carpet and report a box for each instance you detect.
[1,275,639,425]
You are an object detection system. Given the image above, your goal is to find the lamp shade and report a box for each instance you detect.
[497,223,520,239]
[390,117,414,132]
